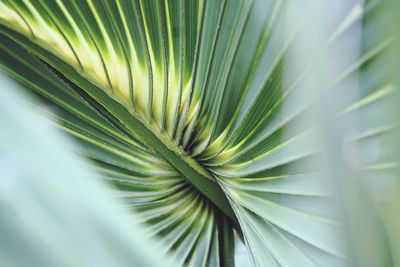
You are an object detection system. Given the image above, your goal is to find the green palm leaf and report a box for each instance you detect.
[0,0,398,266]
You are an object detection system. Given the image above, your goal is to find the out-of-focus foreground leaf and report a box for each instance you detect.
[0,72,174,267]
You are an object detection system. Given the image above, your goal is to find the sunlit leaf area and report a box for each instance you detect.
[0,0,399,266]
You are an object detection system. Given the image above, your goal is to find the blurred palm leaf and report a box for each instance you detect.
[0,0,398,266]
[0,72,173,267]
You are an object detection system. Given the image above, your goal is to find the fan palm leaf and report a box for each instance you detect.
[0,0,397,266]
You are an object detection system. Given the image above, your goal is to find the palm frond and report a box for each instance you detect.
[0,0,398,266]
